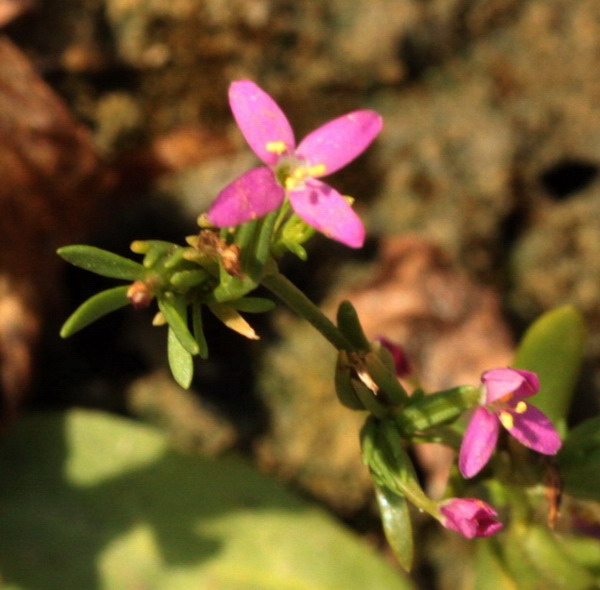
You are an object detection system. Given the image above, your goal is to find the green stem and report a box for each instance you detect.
[261,270,354,351]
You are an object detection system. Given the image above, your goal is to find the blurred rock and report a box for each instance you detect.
[128,370,237,455]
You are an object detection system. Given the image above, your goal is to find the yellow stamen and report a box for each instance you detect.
[515,401,528,414]
[266,141,287,154]
[306,164,326,176]
[284,177,298,190]
[499,411,514,430]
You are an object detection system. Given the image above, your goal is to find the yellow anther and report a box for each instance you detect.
[515,401,528,414]
[266,141,287,154]
[306,164,326,176]
[499,411,514,430]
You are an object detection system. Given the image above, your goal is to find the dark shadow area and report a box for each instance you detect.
[539,158,599,201]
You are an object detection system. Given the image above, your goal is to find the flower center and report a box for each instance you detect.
[266,141,326,191]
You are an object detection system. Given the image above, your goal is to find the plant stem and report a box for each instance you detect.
[261,270,354,351]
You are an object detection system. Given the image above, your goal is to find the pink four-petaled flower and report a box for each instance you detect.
[439,498,503,539]
[459,368,562,478]
[207,80,383,248]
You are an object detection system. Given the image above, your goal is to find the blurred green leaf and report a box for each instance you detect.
[158,296,199,356]
[57,245,145,280]
[60,286,130,338]
[473,538,518,590]
[375,486,413,572]
[168,326,194,389]
[504,524,596,590]
[513,305,585,436]
[0,410,414,590]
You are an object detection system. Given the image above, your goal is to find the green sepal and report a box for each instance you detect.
[140,240,179,269]
[363,352,409,406]
[558,414,600,501]
[280,240,308,261]
[167,326,194,389]
[247,211,277,280]
[158,296,199,356]
[336,300,370,352]
[212,275,259,303]
[513,305,585,436]
[57,245,145,280]
[375,485,414,572]
[170,269,210,290]
[334,351,366,411]
[223,296,275,313]
[60,285,130,338]
[393,385,480,435]
[191,302,209,359]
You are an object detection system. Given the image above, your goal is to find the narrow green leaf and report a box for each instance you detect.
[226,297,275,313]
[167,326,194,388]
[192,302,209,359]
[337,300,370,351]
[57,245,145,280]
[60,285,129,338]
[375,486,414,572]
[513,305,585,436]
[247,211,277,280]
[158,297,199,356]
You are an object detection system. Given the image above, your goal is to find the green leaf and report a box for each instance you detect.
[227,297,276,313]
[0,410,415,590]
[192,302,209,359]
[375,486,414,572]
[158,296,199,356]
[503,524,596,590]
[513,305,585,436]
[336,300,370,351]
[60,285,130,338]
[167,326,194,389]
[473,538,519,590]
[57,245,145,280]
[558,415,600,501]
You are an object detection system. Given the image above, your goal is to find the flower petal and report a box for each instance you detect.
[207,167,284,227]
[505,403,562,455]
[296,110,383,175]
[482,368,539,404]
[228,80,295,166]
[440,498,503,539]
[288,180,365,248]
[459,407,500,478]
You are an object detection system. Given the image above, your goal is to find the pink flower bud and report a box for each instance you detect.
[439,498,503,539]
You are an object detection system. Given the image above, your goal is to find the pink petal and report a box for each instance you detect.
[482,368,539,404]
[459,407,499,478]
[440,498,503,539]
[207,167,284,227]
[296,110,383,175]
[505,403,562,455]
[228,80,295,166]
[288,180,365,248]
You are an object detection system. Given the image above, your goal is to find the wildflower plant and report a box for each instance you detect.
[58,81,600,585]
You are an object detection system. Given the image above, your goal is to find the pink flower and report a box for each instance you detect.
[459,368,562,478]
[439,498,503,539]
[207,80,383,248]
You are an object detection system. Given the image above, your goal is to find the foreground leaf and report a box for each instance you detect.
[0,410,414,590]
[57,245,145,280]
[60,286,130,337]
[513,305,585,436]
